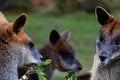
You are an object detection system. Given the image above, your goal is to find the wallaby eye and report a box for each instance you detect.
[115,37,120,46]
[28,42,34,48]
[115,41,120,46]
[61,53,68,59]
[58,50,73,60]
[96,37,101,48]
[99,36,103,42]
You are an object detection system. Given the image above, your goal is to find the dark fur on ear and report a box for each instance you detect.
[12,13,27,34]
[49,29,60,45]
[77,72,91,80]
[95,6,111,25]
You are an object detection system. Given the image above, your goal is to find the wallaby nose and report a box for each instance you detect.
[99,55,107,62]
[40,56,43,61]
[77,65,82,71]
[76,62,82,71]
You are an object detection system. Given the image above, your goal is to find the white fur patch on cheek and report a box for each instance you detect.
[27,55,39,65]
[70,64,77,69]
[25,52,39,64]
[19,46,39,66]
[111,52,120,59]
[60,59,73,70]
[62,59,77,69]
[104,59,109,65]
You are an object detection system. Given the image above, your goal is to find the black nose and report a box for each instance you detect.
[77,66,82,71]
[40,57,43,61]
[99,55,107,62]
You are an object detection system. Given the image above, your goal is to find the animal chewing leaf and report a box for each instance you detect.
[19,59,52,80]
[66,71,78,80]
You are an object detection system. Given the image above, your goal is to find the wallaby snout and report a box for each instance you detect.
[99,50,108,62]
[74,60,82,72]
[30,43,43,64]
[99,55,107,62]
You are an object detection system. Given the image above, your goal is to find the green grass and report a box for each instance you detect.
[4,11,99,80]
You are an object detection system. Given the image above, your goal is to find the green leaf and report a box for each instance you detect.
[66,71,78,80]
[39,76,47,80]
[20,59,52,80]
[43,59,52,65]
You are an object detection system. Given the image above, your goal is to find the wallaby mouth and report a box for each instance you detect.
[97,50,110,65]
[98,53,110,65]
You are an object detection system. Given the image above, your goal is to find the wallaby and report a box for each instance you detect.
[78,6,120,80]
[18,29,82,80]
[0,12,42,80]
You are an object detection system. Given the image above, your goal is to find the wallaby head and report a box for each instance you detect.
[18,29,82,80]
[0,12,42,80]
[47,29,82,72]
[95,6,120,65]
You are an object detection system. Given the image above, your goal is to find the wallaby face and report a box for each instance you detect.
[0,12,42,79]
[49,30,82,72]
[96,6,120,65]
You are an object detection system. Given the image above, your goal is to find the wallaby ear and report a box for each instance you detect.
[12,13,27,34]
[0,12,8,23]
[95,6,114,25]
[61,30,70,40]
[49,29,60,45]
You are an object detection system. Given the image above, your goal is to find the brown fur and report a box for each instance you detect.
[78,6,120,80]
[92,6,120,80]
[18,29,82,80]
[0,12,42,80]
[40,30,82,80]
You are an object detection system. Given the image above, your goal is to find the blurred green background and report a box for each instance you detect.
[1,0,120,79]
